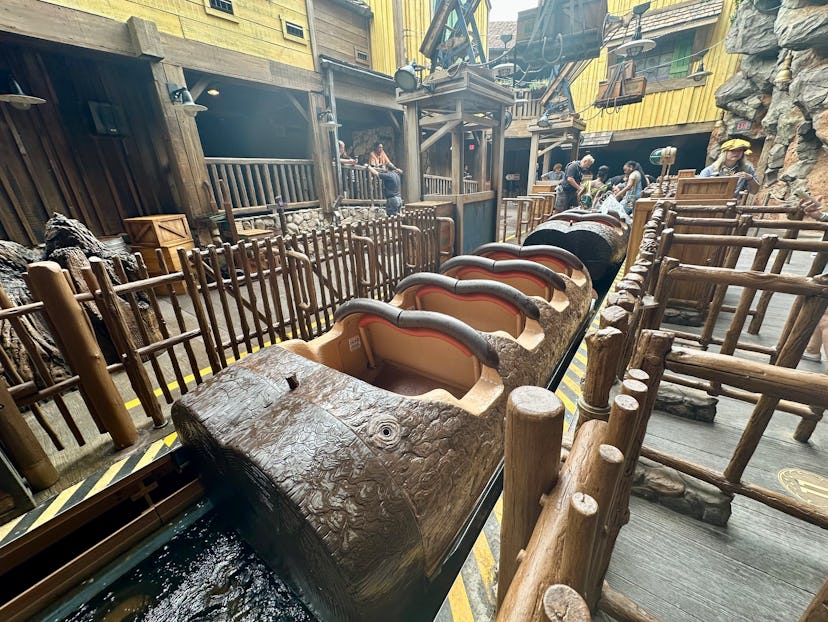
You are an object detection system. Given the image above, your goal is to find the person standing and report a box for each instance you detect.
[337,140,357,166]
[368,165,404,216]
[614,160,645,214]
[368,142,395,169]
[699,138,759,197]
[554,154,594,212]
[541,163,565,182]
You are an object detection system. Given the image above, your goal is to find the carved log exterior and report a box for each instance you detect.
[523,216,629,281]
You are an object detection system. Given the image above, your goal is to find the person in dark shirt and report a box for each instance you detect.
[555,154,594,212]
[368,165,404,215]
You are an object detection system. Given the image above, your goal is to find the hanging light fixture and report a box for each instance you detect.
[317,109,341,131]
[0,73,46,110]
[613,2,656,58]
[394,62,429,92]
[167,83,207,117]
[687,60,713,82]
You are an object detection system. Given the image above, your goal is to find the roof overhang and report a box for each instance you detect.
[607,0,723,44]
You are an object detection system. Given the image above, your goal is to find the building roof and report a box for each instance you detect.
[608,0,723,42]
[488,21,517,53]
[327,0,373,17]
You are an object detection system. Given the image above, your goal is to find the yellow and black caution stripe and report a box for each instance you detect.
[0,432,180,549]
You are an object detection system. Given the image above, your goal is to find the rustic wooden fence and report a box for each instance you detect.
[423,175,480,195]
[0,211,441,510]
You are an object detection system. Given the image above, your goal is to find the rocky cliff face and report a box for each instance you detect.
[713,0,828,201]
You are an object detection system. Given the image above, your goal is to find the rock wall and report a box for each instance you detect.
[235,206,389,236]
[713,0,828,201]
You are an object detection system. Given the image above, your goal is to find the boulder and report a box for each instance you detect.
[740,54,780,92]
[775,4,828,51]
[715,71,758,107]
[725,1,779,56]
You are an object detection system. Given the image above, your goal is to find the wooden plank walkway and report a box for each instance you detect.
[435,235,827,621]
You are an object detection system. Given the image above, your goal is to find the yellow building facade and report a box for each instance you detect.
[569,0,740,141]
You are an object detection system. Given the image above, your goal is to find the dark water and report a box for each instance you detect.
[63,514,315,622]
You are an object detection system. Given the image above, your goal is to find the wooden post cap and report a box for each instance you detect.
[543,584,592,621]
[508,386,564,421]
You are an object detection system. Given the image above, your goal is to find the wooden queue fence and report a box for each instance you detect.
[0,211,441,503]
[495,203,828,620]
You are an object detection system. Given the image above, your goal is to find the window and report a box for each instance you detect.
[208,0,233,15]
[280,16,308,44]
[630,33,694,82]
[355,48,369,65]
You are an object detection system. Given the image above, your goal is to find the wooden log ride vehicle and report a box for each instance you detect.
[472,242,594,299]
[172,252,593,622]
[523,211,629,281]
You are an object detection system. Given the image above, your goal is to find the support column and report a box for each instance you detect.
[308,91,336,216]
[148,62,212,223]
[527,130,539,192]
[27,262,137,449]
[491,108,505,199]
[402,101,421,202]
[478,130,488,190]
[452,127,463,195]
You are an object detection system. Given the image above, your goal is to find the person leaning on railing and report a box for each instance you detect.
[367,164,404,216]
[801,194,828,367]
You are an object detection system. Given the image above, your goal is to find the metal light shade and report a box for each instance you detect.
[0,76,46,111]
[168,83,207,117]
[394,64,419,92]
[649,146,677,166]
[504,109,513,130]
[613,38,656,58]
[688,61,713,82]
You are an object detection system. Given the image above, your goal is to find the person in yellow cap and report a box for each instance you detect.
[698,138,759,197]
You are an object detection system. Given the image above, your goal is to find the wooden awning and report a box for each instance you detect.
[607,0,723,43]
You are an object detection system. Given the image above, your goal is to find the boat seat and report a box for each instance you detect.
[440,256,570,311]
[280,299,502,410]
[472,242,592,292]
[392,273,543,348]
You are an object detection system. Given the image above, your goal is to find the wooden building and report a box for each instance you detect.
[0,0,489,246]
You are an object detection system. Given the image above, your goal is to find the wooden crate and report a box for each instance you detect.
[675,176,737,200]
[124,214,192,248]
[132,241,195,295]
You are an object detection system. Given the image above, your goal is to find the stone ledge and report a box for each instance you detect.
[632,457,733,526]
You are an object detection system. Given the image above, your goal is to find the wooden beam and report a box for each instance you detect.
[386,110,401,133]
[420,119,461,153]
[126,16,164,59]
[147,62,211,220]
[308,91,335,214]
[286,92,309,122]
[402,102,421,202]
[420,111,462,128]
[527,130,539,188]
[304,0,321,73]
[392,0,406,68]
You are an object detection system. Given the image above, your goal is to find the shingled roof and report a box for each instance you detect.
[488,21,517,54]
[608,0,723,42]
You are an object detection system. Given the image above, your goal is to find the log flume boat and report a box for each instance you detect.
[172,239,615,621]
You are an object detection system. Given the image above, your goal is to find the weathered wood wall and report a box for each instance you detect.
[0,45,175,245]
[315,0,372,67]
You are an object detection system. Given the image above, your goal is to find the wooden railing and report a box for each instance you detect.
[423,175,481,195]
[511,94,544,120]
[341,165,385,205]
[205,157,318,210]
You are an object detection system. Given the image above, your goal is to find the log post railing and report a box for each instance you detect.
[205,157,319,211]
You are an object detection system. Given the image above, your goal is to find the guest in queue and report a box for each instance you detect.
[699,138,759,197]
[554,154,594,213]
[367,164,404,216]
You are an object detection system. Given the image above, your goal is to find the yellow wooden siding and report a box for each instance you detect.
[40,0,315,70]
[365,0,487,73]
[569,0,740,132]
